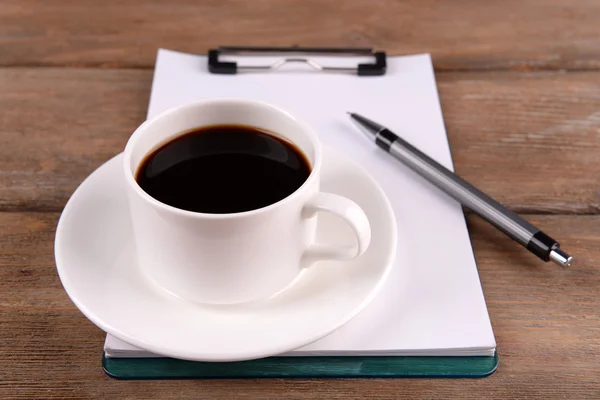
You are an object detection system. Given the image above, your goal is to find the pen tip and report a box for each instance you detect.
[549,248,573,268]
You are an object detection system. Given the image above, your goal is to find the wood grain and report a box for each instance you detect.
[437,71,600,214]
[1,68,600,213]
[1,0,600,71]
[2,1,600,398]
[0,212,598,399]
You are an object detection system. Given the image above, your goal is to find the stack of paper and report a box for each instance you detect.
[104,49,496,359]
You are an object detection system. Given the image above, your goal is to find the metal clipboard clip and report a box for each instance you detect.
[208,46,386,76]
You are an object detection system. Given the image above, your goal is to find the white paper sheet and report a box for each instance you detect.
[105,49,495,356]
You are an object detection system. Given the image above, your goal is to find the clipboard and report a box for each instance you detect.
[101,46,498,380]
[103,354,498,379]
[207,46,387,76]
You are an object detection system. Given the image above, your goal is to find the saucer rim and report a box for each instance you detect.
[54,146,398,362]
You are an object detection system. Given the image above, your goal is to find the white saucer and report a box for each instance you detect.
[55,146,397,362]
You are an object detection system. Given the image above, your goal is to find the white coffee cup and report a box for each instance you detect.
[123,99,371,304]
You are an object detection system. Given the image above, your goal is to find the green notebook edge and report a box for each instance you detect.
[102,353,498,379]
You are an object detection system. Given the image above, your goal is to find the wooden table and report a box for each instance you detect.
[1,1,599,398]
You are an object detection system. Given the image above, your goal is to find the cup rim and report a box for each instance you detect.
[122,98,323,220]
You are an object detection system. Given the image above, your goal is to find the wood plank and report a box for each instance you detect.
[1,0,600,71]
[0,212,598,399]
[0,68,153,211]
[1,68,600,213]
[437,71,600,214]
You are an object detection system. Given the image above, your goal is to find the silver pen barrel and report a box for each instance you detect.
[387,136,537,245]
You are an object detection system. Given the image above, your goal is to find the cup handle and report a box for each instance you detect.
[301,192,371,266]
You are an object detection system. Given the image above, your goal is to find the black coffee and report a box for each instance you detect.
[135,125,312,213]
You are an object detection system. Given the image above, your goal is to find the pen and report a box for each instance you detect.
[347,112,573,268]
